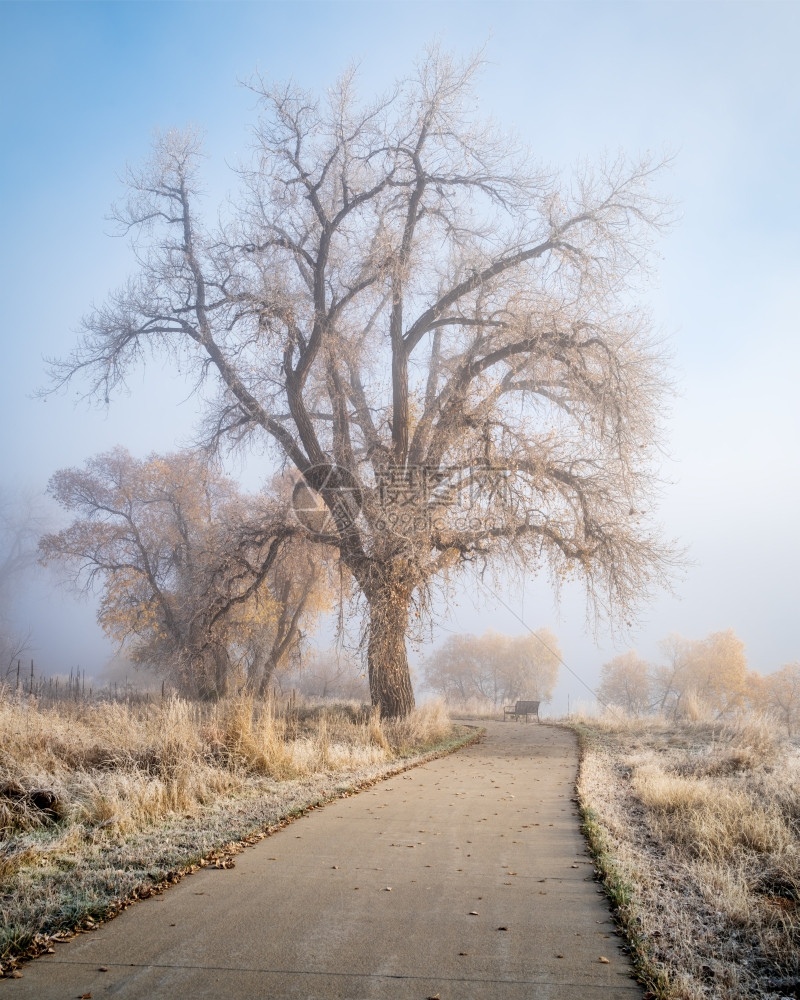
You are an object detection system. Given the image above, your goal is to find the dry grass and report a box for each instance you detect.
[0,690,463,972]
[573,711,800,1000]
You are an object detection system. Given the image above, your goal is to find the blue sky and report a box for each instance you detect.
[1,1,799,707]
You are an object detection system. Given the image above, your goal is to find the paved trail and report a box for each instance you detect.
[4,722,640,999]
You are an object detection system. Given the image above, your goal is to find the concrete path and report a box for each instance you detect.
[3,722,640,999]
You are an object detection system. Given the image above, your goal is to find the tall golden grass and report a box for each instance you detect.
[0,691,451,875]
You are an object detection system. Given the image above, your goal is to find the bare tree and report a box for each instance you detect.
[39,448,329,697]
[598,650,652,715]
[651,633,691,716]
[758,662,800,736]
[652,630,748,718]
[504,631,561,704]
[423,633,499,707]
[49,49,676,716]
[241,541,333,696]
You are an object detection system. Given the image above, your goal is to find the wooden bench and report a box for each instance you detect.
[503,700,540,723]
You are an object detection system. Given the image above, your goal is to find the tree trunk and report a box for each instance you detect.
[366,586,415,718]
[213,646,229,699]
[258,654,279,698]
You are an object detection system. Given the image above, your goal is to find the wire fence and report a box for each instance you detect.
[1,659,164,706]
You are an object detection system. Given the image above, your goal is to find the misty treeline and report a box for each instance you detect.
[44,48,678,717]
[39,449,336,699]
[422,629,561,709]
[275,650,370,702]
[0,489,47,677]
[599,630,800,734]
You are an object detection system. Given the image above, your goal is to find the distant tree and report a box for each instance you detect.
[502,631,561,704]
[48,49,676,716]
[685,630,748,716]
[598,650,651,715]
[758,662,800,735]
[742,668,766,713]
[651,633,693,716]
[422,634,485,706]
[651,630,747,718]
[423,628,560,708]
[40,448,330,697]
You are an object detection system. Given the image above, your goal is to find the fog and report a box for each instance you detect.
[2,2,799,713]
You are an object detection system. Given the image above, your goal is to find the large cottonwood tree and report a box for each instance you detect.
[50,51,675,716]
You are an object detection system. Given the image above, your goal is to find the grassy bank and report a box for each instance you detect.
[0,692,476,974]
[572,714,800,1000]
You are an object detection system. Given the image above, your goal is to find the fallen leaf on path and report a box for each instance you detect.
[497,926,508,931]
[98,966,109,972]
[555,954,564,959]
[599,956,610,963]
[383,887,392,891]
[468,911,479,915]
